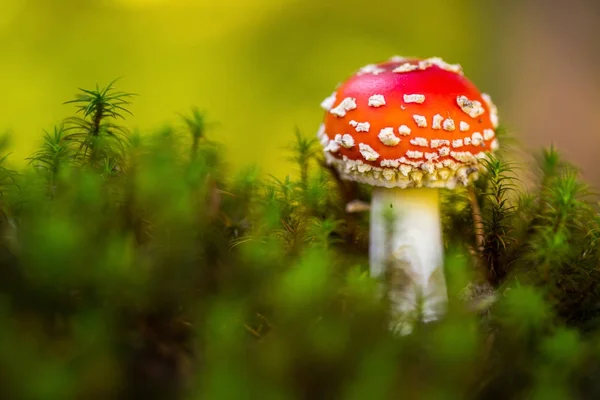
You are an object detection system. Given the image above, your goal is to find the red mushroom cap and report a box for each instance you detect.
[318,56,500,188]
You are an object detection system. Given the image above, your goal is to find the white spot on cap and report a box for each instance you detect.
[450,151,476,163]
[324,139,340,153]
[406,150,424,159]
[459,121,470,131]
[368,94,386,107]
[471,132,483,146]
[452,139,464,148]
[457,95,485,118]
[421,162,435,174]
[464,137,472,145]
[330,97,357,117]
[413,115,427,127]
[410,171,424,182]
[393,63,419,73]
[349,120,370,132]
[483,128,495,141]
[355,122,370,132]
[481,93,493,105]
[430,139,450,148]
[432,114,443,129]
[357,64,386,75]
[425,152,439,161]
[359,143,380,161]
[400,157,421,167]
[320,92,337,111]
[418,59,432,70]
[491,139,499,151]
[400,165,412,177]
[419,57,463,74]
[403,94,425,104]
[320,135,330,147]
[340,134,355,148]
[438,146,450,156]
[482,93,499,128]
[438,169,450,180]
[380,159,399,168]
[432,58,463,74]
[443,118,455,131]
[317,124,329,146]
[490,112,499,129]
[398,125,412,136]
[410,137,428,147]
[317,123,325,138]
[378,127,400,146]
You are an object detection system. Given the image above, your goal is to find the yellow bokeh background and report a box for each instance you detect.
[1,0,494,176]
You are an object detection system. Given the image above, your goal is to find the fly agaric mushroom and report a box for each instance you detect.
[317,56,499,332]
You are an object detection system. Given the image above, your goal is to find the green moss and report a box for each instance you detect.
[1,82,600,399]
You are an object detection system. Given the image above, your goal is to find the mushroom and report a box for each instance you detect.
[317,56,499,333]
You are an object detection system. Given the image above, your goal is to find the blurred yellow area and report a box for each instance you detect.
[1,0,491,176]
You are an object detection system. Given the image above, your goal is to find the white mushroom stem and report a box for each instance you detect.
[369,187,447,333]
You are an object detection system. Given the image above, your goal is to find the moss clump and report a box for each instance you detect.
[1,82,600,399]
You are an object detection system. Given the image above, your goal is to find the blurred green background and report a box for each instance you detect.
[2,0,600,184]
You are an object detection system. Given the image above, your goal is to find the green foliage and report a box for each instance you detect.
[1,86,600,399]
[478,156,518,283]
[180,107,219,160]
[27,125,72,186]
[62,79,134,168]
